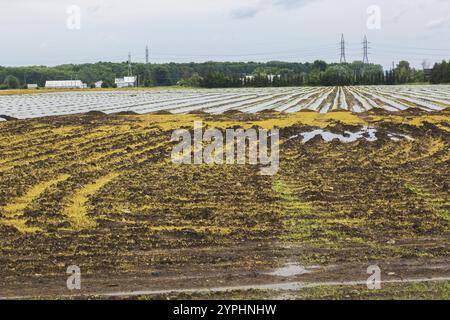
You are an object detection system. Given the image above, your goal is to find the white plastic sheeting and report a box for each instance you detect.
[0,85,448,120]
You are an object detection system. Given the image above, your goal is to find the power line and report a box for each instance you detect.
[142,45,338,58]
[3,39,448,67]
[369,49,449,57]
[374,43,450,52]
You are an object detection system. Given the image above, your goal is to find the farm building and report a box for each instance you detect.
[267,74,281,82]
[241,75,255,84]
[241,74,280,84]
[115,77,136,88]
[45,80,86,89]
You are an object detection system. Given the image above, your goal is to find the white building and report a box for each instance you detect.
[45,80,85,89]
[115,76,136,88]
[27,84,38,89]
[267,74,281,82]
[95,81,104,88]
[241,75,255,84]
[241,74,280,84]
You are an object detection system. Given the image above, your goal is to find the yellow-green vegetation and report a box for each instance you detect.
[205,111,366,130]
[136,281,450,300]
[0,174,70,233]
[0,109,448,299]
[64,172,119,230]
[291,281,450,300]
[273,178,366,247]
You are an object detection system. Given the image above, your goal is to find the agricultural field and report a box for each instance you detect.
[0,85,449,299]
[0,85,449,120]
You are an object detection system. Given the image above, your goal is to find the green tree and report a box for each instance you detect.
[313,60,327,72]
[395,61,412,84]
[4,75,20,89]
[152,66,171,86]
[178,73,203,87]
[308,69,322,86]
[322,65,353,86]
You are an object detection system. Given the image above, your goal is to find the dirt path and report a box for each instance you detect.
[1,252,448,299]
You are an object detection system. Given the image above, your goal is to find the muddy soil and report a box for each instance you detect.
[0,110,448,299]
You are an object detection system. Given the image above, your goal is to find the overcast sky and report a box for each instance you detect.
[1,0,449,69]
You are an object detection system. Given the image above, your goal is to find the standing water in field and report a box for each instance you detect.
[289,127,378,143]
[266,263,320,277]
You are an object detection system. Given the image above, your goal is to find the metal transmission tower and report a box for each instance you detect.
[339,34,346,63]
[145,45,149,64]
[363,35,370,64]
[128,52,133,76]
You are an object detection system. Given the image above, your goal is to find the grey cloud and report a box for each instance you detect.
[392,9,409,23]
[88,5,102,14]
[231,0,317,20]
[2,0,450,68]
[426,17,447,28]
[273,0,315,8]
[231,7,261,19]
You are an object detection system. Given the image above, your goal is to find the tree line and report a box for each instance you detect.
[430,60,450,84]
[0,59,445,90]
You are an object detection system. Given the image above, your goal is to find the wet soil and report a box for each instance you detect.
[0,110,448,299]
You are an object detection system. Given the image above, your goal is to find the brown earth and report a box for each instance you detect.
[0,110,448,299]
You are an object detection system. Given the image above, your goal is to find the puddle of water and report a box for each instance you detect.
[289,127,414,144]
[290,127,378,143]
[266,263,320,277]
[388,133,414,141]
